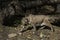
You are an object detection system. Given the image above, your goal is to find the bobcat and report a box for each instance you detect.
[20,14,60,33]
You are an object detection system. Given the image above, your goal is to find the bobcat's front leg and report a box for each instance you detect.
[20,25,29,32]
[31,24,37,34]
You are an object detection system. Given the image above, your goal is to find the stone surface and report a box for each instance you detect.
[8,33,17,38]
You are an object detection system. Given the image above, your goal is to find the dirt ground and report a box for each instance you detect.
[0,23,60,40]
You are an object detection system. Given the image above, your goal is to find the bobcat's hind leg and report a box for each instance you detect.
[49,25,54,32]
[41,22,54,32]
[41,18,54,32]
